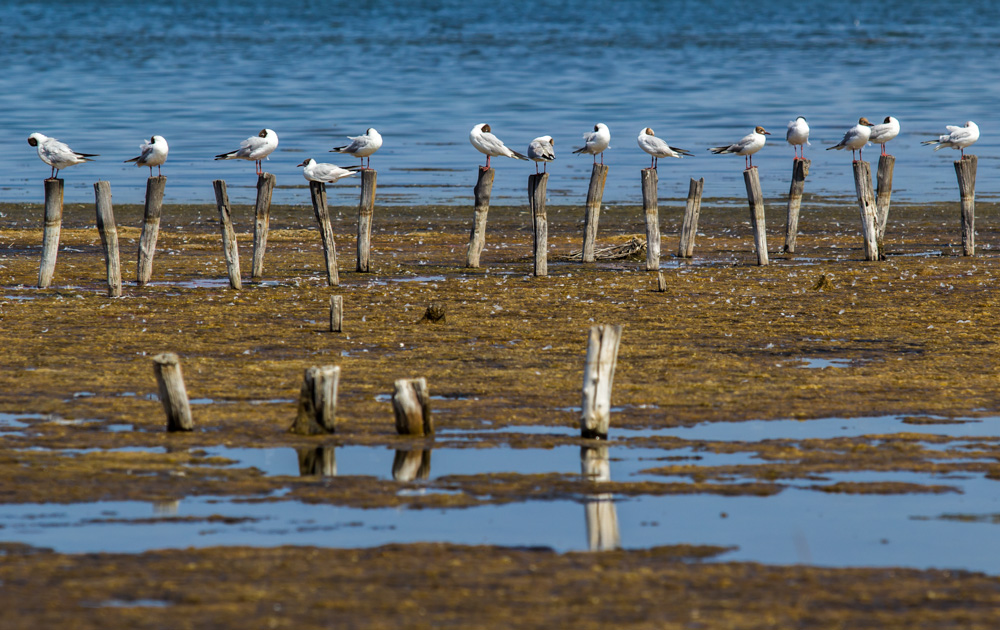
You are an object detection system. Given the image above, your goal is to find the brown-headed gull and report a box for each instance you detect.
[124,135,168,176]
[297,158,358,183]
[637,127,692,169]
[527,135,555,173]
[330,128,382,169]
[827,117,875,162]
[786,116,810,159]
[922,121,980,157]
[709,126,769,169]
[27,133,98,179]
[214,128,278,176]
[869,116,900,156]
[469,123,527,170]
[573,123,611,164]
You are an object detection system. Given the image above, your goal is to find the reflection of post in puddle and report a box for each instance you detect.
[153,500,180,516]
[392,449,432,481]
[581,445,621,551]
[297,446,337,477]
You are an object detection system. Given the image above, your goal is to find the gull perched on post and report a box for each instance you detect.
[869,117,900,156]
[827,117,875,162]
[214,128,278,176]
[637,127,692,169]
[329,128,382,169]
[922,121,979,157]
[297,158,358,183]
[124,135,169,176]
[785,116,810,159]
[573,123,611,164]
[527,135,555,174]
[708,126,769,169]
[27,133,98,179]
[469,123,527,170]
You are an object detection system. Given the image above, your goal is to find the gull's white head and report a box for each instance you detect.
[543,135,553,145]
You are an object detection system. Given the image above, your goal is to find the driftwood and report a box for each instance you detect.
[565,237,646,262]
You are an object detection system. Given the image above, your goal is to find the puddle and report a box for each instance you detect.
[795,358,854,369]
[87,599,172,608]
[0,413,45,430]
[389,275,447,283]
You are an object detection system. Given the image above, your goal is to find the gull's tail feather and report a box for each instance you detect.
[511,150,528,161]
[708,146,729,154]
[672,146,694,157]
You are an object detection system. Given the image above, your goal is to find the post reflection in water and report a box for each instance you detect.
[581,445,622,551]
[297,446,337,477]
[392,449,432,482]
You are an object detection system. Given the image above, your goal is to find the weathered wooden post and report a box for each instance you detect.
[152,352,193,432]
[392,377,433,436]
[677,177,704,258]
[641,168,659,271]
[875,155,895,256]
[392,449,432,482]
[466,168,495,268]
[656,271,666,292]
[784,159,809,254]
[251,172,276,281]
[581,164,609,262]
[851,161,880,261]
[330,295,343,333]
[93,181,122,298]
[38,178,63,288]
[743,167,768,266]
[580,324,623,440]
[289,365,340,435]
[528,172,548,277]
[955,155,977,256]
[137,175,167,287]
[212,180,242,289]
[357,169,377,272]
[297,447,336,476]
[581,445,621,551]
[309,181,340,286]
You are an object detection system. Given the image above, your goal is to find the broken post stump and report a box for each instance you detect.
[466,167,495,268]
[743,167,768,266]
[357,169,377,272]
[212,180,242,289]
[581,164,609,262]
[94,181,122,298]
[309,181,340,286]
[851,161,880,261]
[528,172,549,277]
[137,175,166,287]
[152,352,193,432]
[330,295,343,333]
[678,177,704,258]
[876,155,895,256]
[956,155,977,256]
[392,377,433,436]
[641,168,659,271]
[251,172,276,280]
[580,324,623,440]
[656,271,666,292]
[784,159,809,254]
[38,178,64,288]
[289,365,341,435]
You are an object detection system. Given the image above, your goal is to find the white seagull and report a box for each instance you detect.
[124,135,169,176]
[708,126,770,169]
[214,128,279,175]
[469,123,527,170]
[527,135,555,173]
[786,116,810,159]
[869,116,900,156]
[827,117,875,161]
[329,127,382,169]
[637,127,692,169]
[27,133,98,179]
[573,123,611,164]
[297,158,358,183]
[922,121,980,157]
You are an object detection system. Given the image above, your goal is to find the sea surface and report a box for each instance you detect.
[1,0,999,207]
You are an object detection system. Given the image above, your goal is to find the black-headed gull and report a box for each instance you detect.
[297,158,358,183]
[827,117,875,162]
[330,128,382,169]
[708,126,770,169]
[786,116,810,159]
[27,133,98,179]
[527,135,555,174]
[469,123,527,170]
[637,127,692,169]
[124,135,169,176]
[214,128,279,176]
[869,116,900,156]
[922,121,980,157]
[573,123,611,164]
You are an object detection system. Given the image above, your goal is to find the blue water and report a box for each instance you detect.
[1,1,999,206]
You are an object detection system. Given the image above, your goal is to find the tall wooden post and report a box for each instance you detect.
[94,181,122,298]
[875,155,895,257]
[852,161,880,261]
[529,172,549,277]
[38,178,63,288]
[251,172,275,280]
[309,181,340,286]
[137,175,166,287]
[580,324,623,440]
[152,353,193,432]
[784,159,809,254]
[581,164,609,262]
[289,365,340,435]
[641,168,659,271]
[677,177,704,258]
[466,168,495,268]
[357,169,377,272]
[212,180,242,289]
[955,155,977,256]
[743,167,768,266]
[392,377,433,436]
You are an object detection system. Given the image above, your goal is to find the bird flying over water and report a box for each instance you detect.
[124,135,169,176]
[527,135,555,173]
[297,158,358,183]
[573,123,611,164]
[827,117,875,162]
[869,116,900,156]
[922,121,979,157]
[708,126,769,169]
[637,127,692,169]
[27,133,98,179]
[469,123,527,170]
[330,127,382,169]
[786,116,810,159]
[214,128,278,176]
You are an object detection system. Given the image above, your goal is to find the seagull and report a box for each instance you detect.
[527,135,555,173]
[636,127,692,169]
[922,121,980,157]
[708,126,770,169]
[869,116,900,156]
[827,117,875,162]
[329,128,382,169]
[124,135,169,176]
[297,158,358,183]
[214,128,278,176]
[573,123,611,164]
[27,133,98,179]
[786,116,810,159]
[469,123,527,170]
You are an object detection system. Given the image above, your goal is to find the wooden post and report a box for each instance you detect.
[392,449,432,482]
[851,161,880,261]
[330,295,343,332]
[212,180,242,289]
[251,172,275,280]
[466,168,495,268]
[641,168,659,271]
[529,172,548,277]
[956,155,977,257]
[392,377,433,436]
[309,181,340,286]
[743,168,768,266]
[137,175,166,287]
[875,155,895,256]
[580,324,623,440]
[297,447,336,476]
[289,365,340,435]
[93,181,122,298]
[581,164,609,263]
[38,178,63,288]
[677,177,704,258]
[656,271,666,292]
[784,159,809,254]
[152,353,193,432]
[357,169,377,272]
[581,445,621,551]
